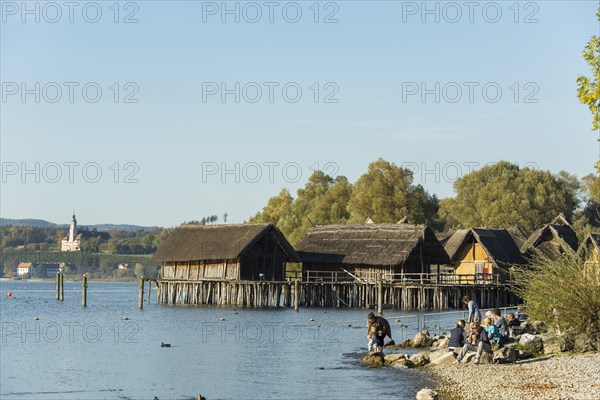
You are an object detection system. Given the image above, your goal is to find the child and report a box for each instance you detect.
[367,322,379,353]
[483,317,502,346]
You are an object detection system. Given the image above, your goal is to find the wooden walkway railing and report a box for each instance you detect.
[302,270,503,286]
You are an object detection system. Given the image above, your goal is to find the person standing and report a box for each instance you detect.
[462,295,482,327]
[367,312,392,353]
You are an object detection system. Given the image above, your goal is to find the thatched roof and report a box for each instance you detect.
[551,213,571,227]
[152,224,299,262]
[435,231,455,247]
[506,226,527,249]
[521,224,578,255]
[444,228,527,267]
[295,223,450,266]
[578,233,600,256]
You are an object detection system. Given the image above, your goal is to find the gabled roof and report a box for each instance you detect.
[551,213,571,227]
[578,233,600,257]
[521,224,579,255]
[444,228,527,267]
[17,262,34,269]
[506,226,527,249]
[152,224,299,262]
[295,223,450,266]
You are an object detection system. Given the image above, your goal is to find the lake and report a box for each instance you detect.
[0,281,437,400]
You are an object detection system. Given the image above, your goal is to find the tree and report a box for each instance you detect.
[577,7,600,172]
[447,162,579,233]
[3,260,17,277]
[347,158,438,224]
[134,263,145,277]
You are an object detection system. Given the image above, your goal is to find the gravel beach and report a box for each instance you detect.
[428,352,600,400]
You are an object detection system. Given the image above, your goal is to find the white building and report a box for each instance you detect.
[61,214,81,251]
[17,262,35,276]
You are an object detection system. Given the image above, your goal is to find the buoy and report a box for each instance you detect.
[7,292,12,297]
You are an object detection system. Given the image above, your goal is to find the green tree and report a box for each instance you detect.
[347,158,437,224]
[577,8,600,135]
[448,162,579,233]
[134,263,145,277]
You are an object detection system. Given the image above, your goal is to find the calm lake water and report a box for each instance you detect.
[0,281,437,400]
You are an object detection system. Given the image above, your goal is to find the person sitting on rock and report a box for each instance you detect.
[483,317,503,347]
[367,312,392,353]
[506,313,522,338]
[448,319,467,353]
[492,308,509,344]
[455,322,492,365]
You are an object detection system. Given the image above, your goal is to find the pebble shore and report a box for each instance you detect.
[428,352,600,400]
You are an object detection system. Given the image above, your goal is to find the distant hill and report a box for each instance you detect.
[0,218,161,231]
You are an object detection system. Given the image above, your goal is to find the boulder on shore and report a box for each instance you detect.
[360,352,385,367]
[432,351,456,366]
[493,346,517,364]
[416,388,439,400]
[412,330,433,348]
[519,333,544,354]
[409,352,429,367]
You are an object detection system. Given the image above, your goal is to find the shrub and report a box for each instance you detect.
[512,246,600,344]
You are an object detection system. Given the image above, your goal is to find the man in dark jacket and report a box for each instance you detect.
[455,322,492,364]
[367,312,392,352]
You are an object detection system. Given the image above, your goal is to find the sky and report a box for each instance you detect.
[1,0,599,227]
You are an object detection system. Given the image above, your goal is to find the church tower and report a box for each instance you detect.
[69,214,78,242]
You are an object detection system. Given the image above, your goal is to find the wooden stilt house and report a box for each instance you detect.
[152,224,299,281]
[295,223,450,282]
[521,219,579,259]
[443,228,526,283]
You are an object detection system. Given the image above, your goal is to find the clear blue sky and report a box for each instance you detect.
[1,0,599,227]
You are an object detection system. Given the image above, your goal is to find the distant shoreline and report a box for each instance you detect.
[0,277,139,283]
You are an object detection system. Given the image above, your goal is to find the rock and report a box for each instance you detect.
[525,320,546,334]
[432,351,457,366]
[360,352,385,367]
[412,330,432,348]
[391,357,415,368]
[494,347,517,364]
[409,352,429,367]
[384,339,396,347]
[559,334,576,352]
[384,353,406,364]
[517,349,532,360]
[519,333,544,354]
[574,333,598,352]
[416,388,439,400]
[436,337,450,348]
[401,339,413,348]
[428,350,446,363]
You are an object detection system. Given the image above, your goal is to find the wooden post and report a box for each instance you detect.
[294,279,299,311]
[56,273,60,300]
[138,277,144,309]
[377,274,383,316]
[147,280,151,304]
[82,275,87,307]
[59,273,64,301]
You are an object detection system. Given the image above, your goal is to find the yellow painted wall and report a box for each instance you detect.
[453,241,494,279]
